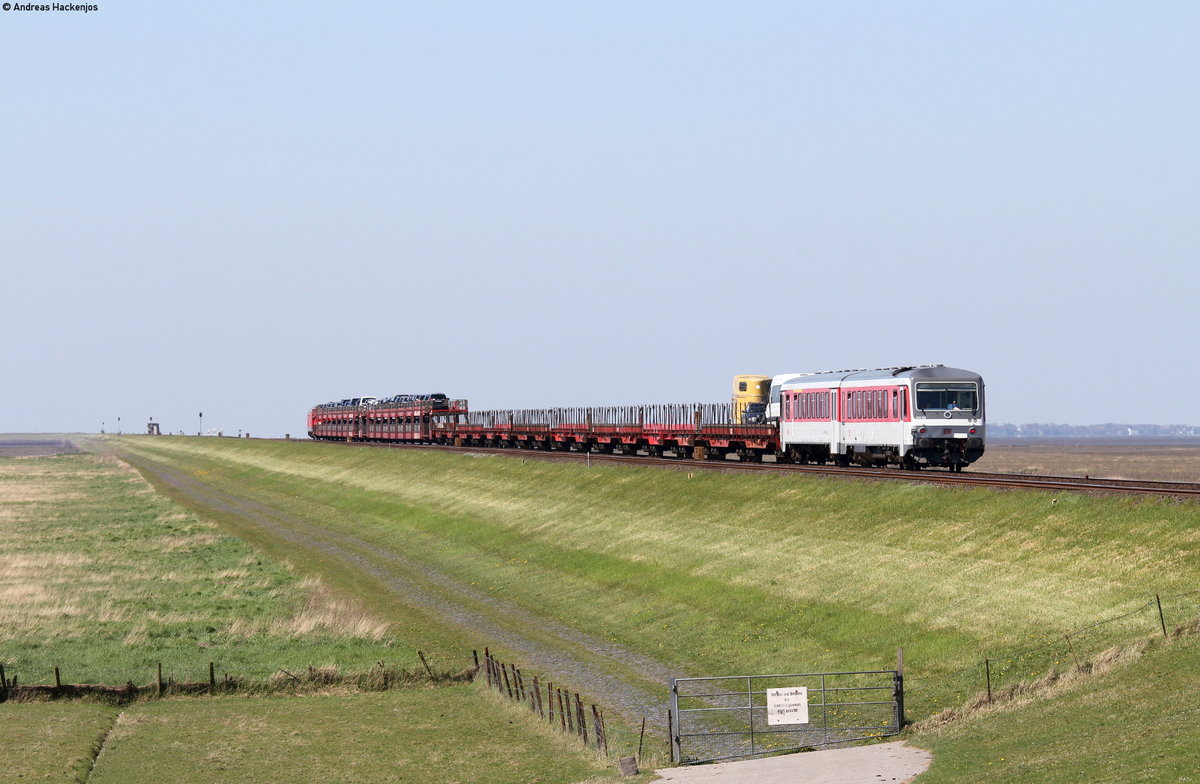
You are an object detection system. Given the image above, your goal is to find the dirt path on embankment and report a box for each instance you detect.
[117,449,677,729]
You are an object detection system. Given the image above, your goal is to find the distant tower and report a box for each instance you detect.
[147,421,161,436]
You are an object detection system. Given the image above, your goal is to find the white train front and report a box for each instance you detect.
[767,365,985,471]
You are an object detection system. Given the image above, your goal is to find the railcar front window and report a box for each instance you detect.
[915,383,978,411]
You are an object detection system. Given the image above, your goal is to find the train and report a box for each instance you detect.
[307,365,985,470]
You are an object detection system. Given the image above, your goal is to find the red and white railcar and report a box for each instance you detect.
[771,366,984,470]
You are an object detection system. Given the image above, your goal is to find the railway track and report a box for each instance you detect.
[302,439,1200,499]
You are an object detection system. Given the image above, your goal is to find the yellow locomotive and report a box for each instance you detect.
[732,375,770,424]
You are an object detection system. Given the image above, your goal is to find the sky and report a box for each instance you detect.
[3,1,1198,436]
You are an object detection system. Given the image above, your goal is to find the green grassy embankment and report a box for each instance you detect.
[109,437,1200,723]
[912,624,1200,783]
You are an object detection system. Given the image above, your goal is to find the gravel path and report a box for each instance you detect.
[121,452,676,727]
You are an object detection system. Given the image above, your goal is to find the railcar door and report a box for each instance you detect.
[829,389,842,459]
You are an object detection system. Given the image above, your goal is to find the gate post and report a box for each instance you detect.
[894,647,905,729]
[669,678,681,764]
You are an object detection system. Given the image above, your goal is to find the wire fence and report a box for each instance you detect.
[913,587,1200,720]
[0,656,465,704]
[476,648,609,755]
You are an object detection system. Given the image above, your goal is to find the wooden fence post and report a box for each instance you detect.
[1065,635,1081,670]
[592,705,606,753]
[576,694,588,743]
[418,650,435,678]
[638,716,646,764]
[501,664,513,699]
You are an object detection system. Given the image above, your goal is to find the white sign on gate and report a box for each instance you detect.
[765,687,809,726]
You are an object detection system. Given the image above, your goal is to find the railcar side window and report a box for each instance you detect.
[915,383,978,411]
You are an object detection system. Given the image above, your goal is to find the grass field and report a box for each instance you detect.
[0,448,636,783]
[0,689,626,784]
[0,701,116,781]
[87,686,624,784]
[0,452,406,683]
[108,437,1200,719]
[8,435,1199,782]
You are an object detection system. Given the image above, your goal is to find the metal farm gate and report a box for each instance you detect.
[668,659,904,765]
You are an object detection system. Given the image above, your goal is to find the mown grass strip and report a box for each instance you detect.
[86,686,630,784]
[0,702,116,782]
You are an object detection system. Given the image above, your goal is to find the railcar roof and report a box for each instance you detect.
[774,366,982,387]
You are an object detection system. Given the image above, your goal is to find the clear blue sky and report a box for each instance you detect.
[3,1,1197,436]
